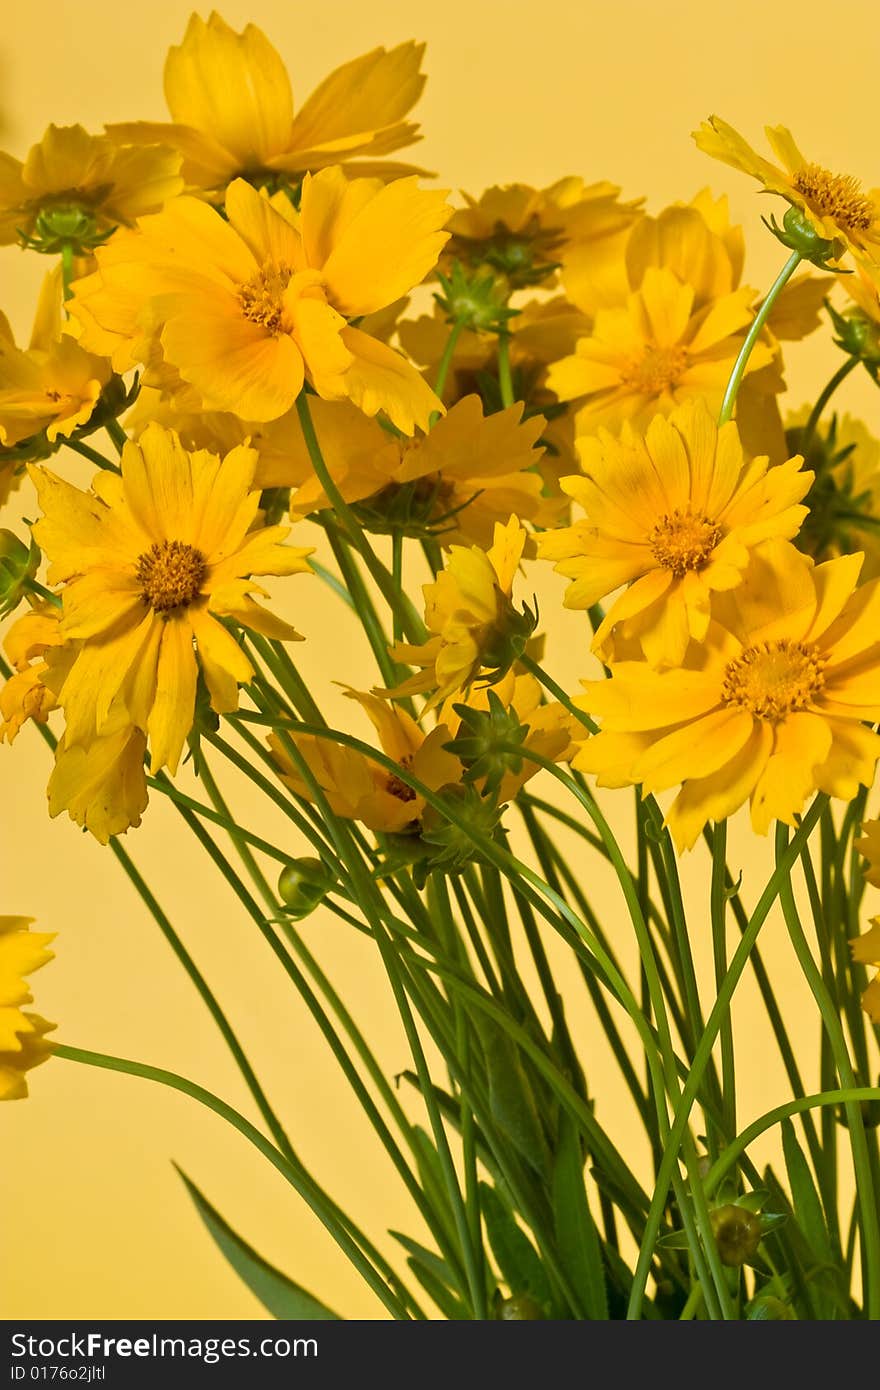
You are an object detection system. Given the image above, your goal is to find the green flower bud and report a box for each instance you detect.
[827,303,880,364]
[481,592,539,685]
[710,1203,763,1267]
[434,261,518,333]
[764,206,842,271]
[22,203,115,255]
[446,689,529,797]
[0,529,39,617]
[278,856,335,918]
[494,1294,545,1320]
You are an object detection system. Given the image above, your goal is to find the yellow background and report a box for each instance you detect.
[2,0,879,1320]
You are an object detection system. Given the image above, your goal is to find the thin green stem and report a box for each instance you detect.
[718,251,802,424]
[62,437,120,472]
[710,821,735,1143]
[497,330,515,407]
[53,1044,412,1319]
[800,355,860,455]
[433,320,463,405]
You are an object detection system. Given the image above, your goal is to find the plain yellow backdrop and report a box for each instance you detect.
[2,0,879,1320]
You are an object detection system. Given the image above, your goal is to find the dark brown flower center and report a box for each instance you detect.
[791,164,875,233]
[648,508,722,575]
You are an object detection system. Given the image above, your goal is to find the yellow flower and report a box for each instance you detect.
[70,171,450,432]
[0,602,65,743]
[546,265,772,436]
[0,272,110,451]
[0,916,55,1101]
[30,422,313,775]
[269,688,461,834]
[264,393,554,546]
[446,178,642,289]
[693,118,880,265]
[849,920,880,1024]
[0,123,182,248]
[575,540,880,851]
[108,12,427,197]
[386,516,536,708]
[538,399,812,666]
[856,819,880,887]
[48,723,150,844]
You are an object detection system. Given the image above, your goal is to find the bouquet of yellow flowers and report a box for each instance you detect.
[3,11,880,1323]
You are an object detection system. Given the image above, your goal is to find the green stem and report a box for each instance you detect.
[497,330,515,408]
[710,821,736,1143]
[60,242,75,303]
[62,437,120,472]
[718,250,802,424]
[105,417,128,455]
[433,320,463,404]
[800,355,860,455]
[776,823,880,1318]
[295,392,424,642]
[626,795,826,1319]
[52,1044,411,1319]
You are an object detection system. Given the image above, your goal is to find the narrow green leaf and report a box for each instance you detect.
[552,1115,608,1320]
[475,1019,550,1174]
[479,1182,552,1311]
[781,1119,833,1265]
[178,1167,342,1320]
[405,1258,470,1320]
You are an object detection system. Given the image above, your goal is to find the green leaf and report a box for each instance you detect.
[479,1182,552,1311]
[177,1167,341,1320]
[403,1257,470,1320]
[552,1115,608,1320]
[475,1019,550,1174]
[781,1119,833,1265]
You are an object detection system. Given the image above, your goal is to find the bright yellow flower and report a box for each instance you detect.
[0,916,55,1101]
[849,920,880,1024]
[0,602,64,743]
[693,118,880,265]
[856,820,880,887]
[30,422,313,775]
[446,178,642,288]
[575,540,880,851]
[70,171,449,432]
[0,124,182,247]
[263,393,554,546]
[48,723,150,844]
[538,399,812,666]
[270,688,462,834]
[546,265,772,436]
[109,12,427,197]
[0,272,110,451]
[386,516,535,709]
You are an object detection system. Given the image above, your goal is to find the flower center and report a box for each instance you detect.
[386,755,417,803]
[648,508,722,575]
[136,539,207,613]
[621,344,689,394]
[238,261,294,333]
[720,638,826,722]
[791,164,875,233]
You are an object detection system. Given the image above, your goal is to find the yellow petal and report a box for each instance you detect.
[337,325,442,434]
[147,616,198,774]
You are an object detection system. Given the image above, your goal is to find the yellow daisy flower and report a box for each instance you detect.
[537,399,812,666]
[0,272,110,451]
[849,921,880,1024]
[70,171,450,432]
[0,916,55,1101]
[446,178,642,289]
[108,12,427,198]
[0,123,182,248]
[575,540,880,851]
[270,688,462,834]
[0,602,65,743]
[546,265,772,436]
[693,118,880,265]
[385,516,536,709]
[263,393,554,547]
[48,723,150,844]
[29,422,313,775]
